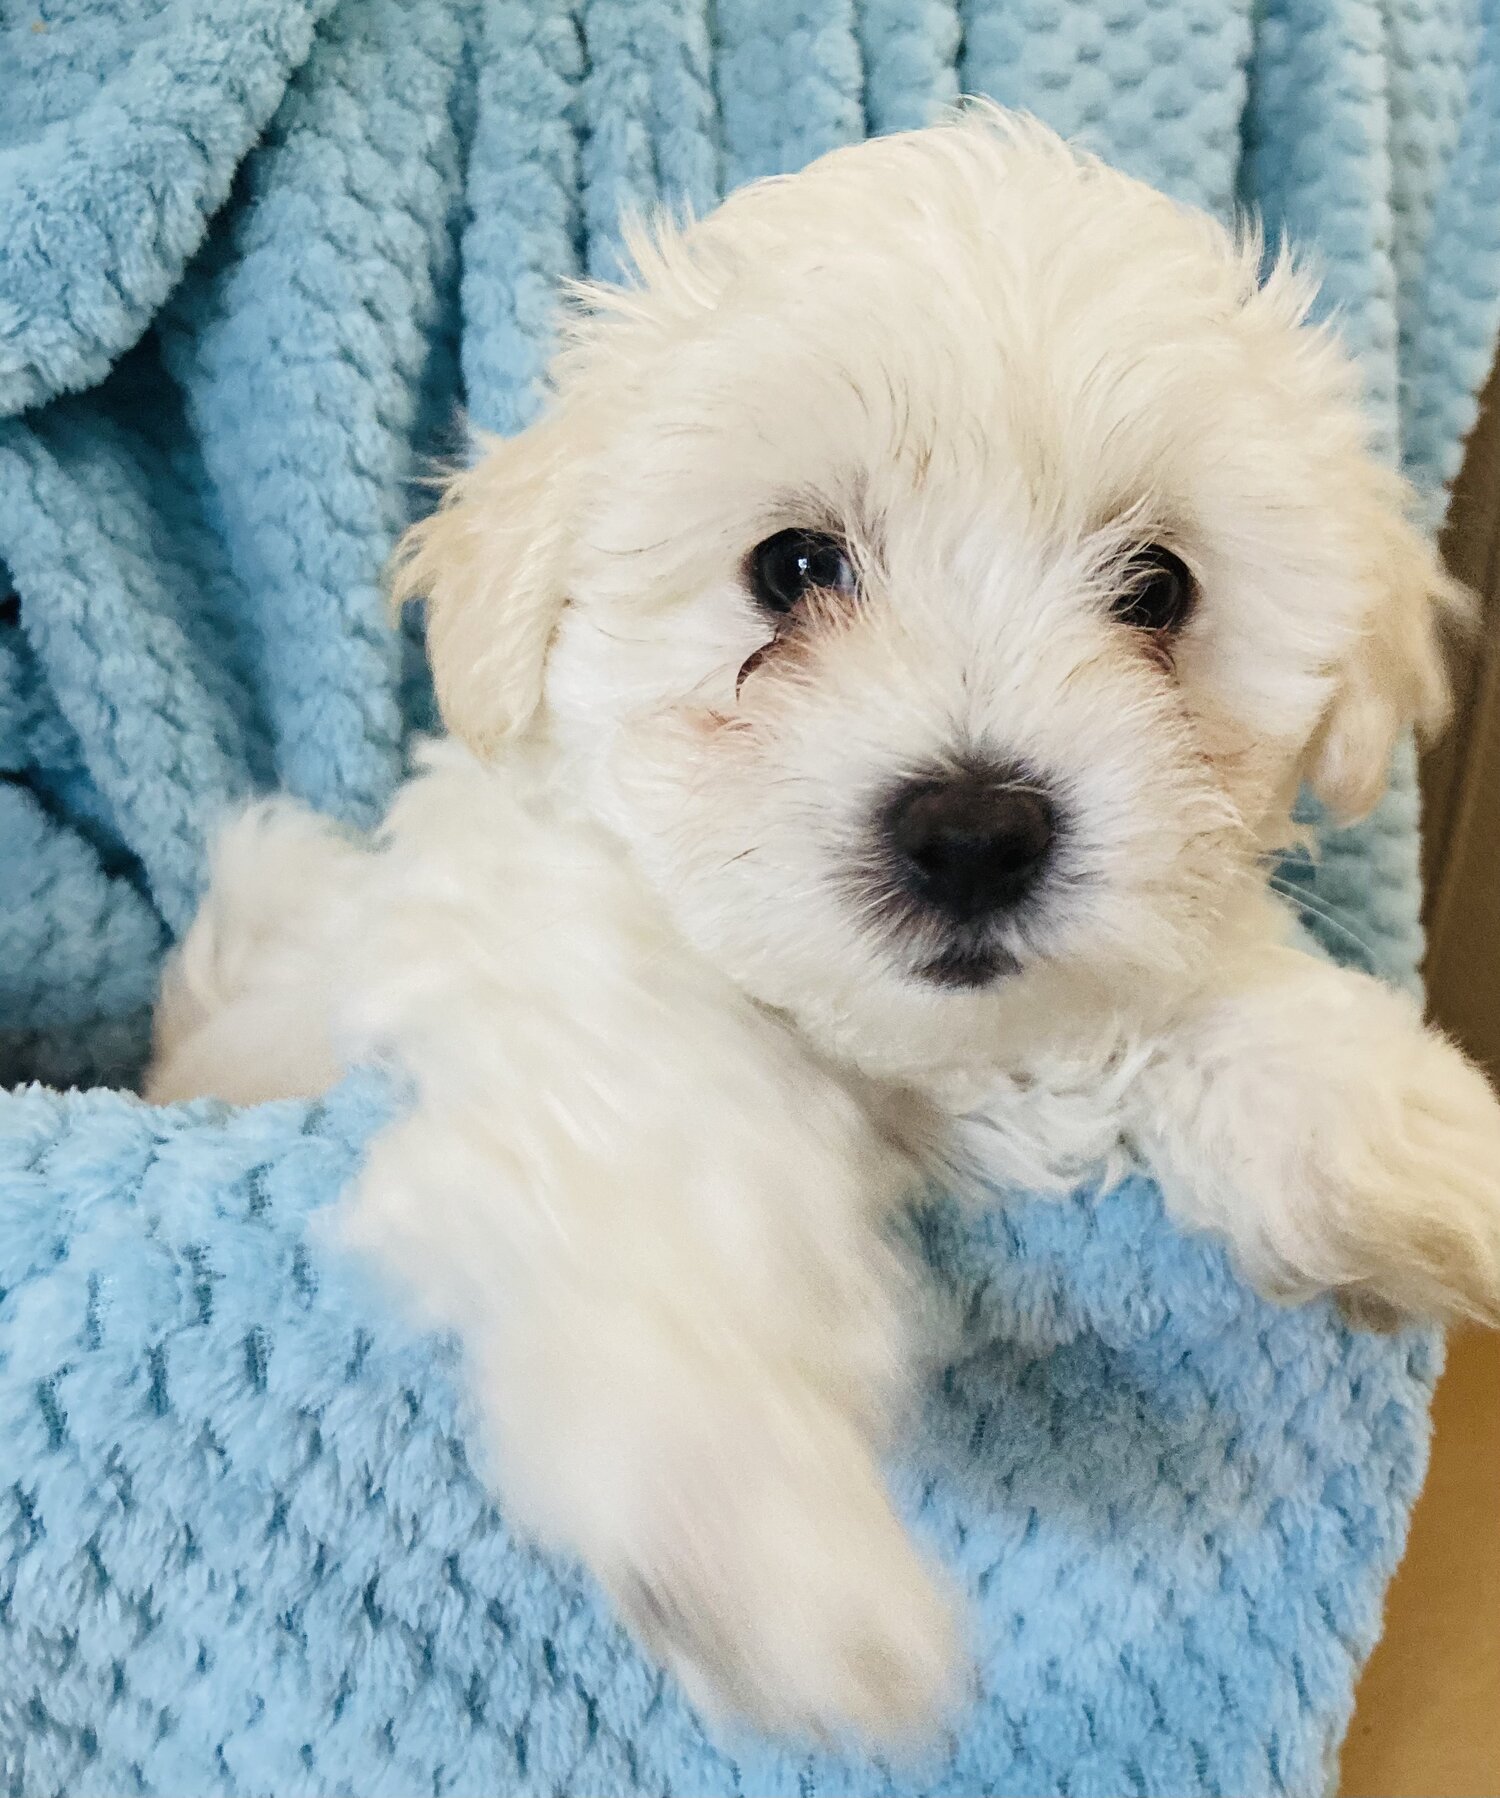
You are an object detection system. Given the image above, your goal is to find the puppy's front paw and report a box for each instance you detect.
[1325,1026,1500,1326]
[606,1422,960,1745]
[1143,960,1500,1328]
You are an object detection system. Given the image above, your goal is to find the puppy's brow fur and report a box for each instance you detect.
[150,106,1500,1744]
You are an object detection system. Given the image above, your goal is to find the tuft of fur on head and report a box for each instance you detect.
[393,103,1465,1080]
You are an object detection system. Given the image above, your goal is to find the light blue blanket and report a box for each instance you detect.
[3,2,1499,1793]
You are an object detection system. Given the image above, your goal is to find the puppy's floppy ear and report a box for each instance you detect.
[392,413,575,752]
[1306,477,1469,821]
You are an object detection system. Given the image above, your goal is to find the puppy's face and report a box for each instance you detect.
[399,113,1457,1076]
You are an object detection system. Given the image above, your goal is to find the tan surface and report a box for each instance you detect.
[1424,357,1500,1087]
[1339,1328,1500,1797]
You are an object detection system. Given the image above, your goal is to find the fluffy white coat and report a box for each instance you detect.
[149,109,1500,1743]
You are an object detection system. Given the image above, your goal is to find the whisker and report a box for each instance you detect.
[1266,874,1378,965]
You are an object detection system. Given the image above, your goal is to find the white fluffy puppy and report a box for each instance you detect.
[149,108,1500,1742]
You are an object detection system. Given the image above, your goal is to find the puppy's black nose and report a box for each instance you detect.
[885,768,1055,921]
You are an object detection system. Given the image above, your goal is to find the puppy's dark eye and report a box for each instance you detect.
[748,529,856,615]
[1111,544,1196,634]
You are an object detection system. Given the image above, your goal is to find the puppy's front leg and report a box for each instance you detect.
[336,787,956,1739]
[347,1048,956,1740]
[1131,943,1500,1324]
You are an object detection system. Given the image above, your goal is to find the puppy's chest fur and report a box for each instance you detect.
[927,1046,1148,1196]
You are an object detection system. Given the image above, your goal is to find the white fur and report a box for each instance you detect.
[148,108,1500,1743]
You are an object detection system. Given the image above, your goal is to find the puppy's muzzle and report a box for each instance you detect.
[872,763,1056,988]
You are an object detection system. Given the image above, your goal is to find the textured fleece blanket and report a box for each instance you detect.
[3,2,1500,1794]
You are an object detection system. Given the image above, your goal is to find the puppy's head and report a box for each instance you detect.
[395,109,1461,1075]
